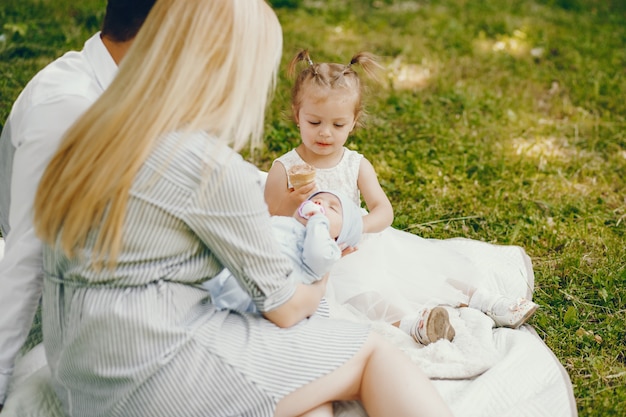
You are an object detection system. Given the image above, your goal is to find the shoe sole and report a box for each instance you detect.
[510,303,539,329]
[426,307,456,343]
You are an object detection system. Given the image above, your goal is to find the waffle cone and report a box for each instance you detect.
[288,163,316,188]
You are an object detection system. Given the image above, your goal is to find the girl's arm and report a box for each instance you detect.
[357,158,394,233]
[264,161,316,216]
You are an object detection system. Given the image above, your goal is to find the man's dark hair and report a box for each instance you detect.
[101,0,157,42]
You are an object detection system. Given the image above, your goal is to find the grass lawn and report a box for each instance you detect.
[1,0,625,415]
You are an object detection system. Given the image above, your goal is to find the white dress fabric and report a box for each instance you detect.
[277,148,534,323]
[275,147,362,205]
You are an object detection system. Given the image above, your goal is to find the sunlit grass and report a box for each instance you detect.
[474,28,536,57]
[385,57,435,90]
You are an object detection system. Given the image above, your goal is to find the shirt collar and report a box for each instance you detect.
[83,32,118,92]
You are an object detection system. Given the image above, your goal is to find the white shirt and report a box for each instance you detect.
[0,33,117,403]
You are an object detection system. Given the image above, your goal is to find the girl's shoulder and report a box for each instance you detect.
[273,147,364,171]
[332,147,363,177]
[273,148,303,171]
[340,147,364,166]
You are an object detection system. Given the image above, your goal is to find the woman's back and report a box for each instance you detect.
[44,132,235,287]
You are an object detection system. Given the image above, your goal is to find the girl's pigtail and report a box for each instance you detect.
[288,49,316,78]
[347,52,383,83]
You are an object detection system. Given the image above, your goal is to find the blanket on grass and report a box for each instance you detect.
[332,322,577,417]
[325,296,577,417]
[2,319,577,417]
[0,184,577,416]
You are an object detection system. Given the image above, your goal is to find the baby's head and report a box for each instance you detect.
[288,50,382,130]
[298,190,363,247]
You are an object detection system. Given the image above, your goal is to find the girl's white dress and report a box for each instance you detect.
[275,149,535,323]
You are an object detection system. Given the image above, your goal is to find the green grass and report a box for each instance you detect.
[1,0,625,415]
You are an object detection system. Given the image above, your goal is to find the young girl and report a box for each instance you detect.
[264,50,538,343]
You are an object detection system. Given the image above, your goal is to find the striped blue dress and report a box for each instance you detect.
[41,131,370,417]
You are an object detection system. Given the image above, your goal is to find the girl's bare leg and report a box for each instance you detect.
[274,332,453,417]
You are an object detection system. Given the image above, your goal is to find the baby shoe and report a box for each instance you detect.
[484,296,539,328]
[408,306,456,345]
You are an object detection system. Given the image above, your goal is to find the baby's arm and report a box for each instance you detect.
[301,215,342,279]
[357,158,394,233]
[265,161,316,216]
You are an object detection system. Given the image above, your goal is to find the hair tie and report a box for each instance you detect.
[307,57,318,76]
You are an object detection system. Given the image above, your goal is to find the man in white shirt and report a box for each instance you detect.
[0,1,155,409]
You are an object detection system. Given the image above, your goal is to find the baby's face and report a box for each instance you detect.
[307,192,343,239]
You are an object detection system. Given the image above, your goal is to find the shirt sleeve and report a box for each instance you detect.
[182,154,298,313]
[0,95,93,403]
[300,214,341,281]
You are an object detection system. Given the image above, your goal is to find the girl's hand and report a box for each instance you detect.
[288,180,317,207]
[339,244,358,257]
[264,162,317,217]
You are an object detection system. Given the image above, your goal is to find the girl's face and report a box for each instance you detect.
[308,192,343,239]
[296,88,358,159]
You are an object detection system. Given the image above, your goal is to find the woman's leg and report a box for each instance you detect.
[274,332,453,417]
[298,402,333,417]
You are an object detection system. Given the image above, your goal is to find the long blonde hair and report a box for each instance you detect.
[34,0,282,265]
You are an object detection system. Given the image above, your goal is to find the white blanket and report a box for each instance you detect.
[331,301,501,380]
[333,325,576,417]
[332,326,576,417]
[327,298,577,417]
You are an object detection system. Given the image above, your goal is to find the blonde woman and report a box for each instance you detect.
[33,1,452,416]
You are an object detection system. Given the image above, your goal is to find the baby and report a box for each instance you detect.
[204,190,362,313]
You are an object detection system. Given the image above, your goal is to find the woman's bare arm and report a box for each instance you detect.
[263,274,328,328]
